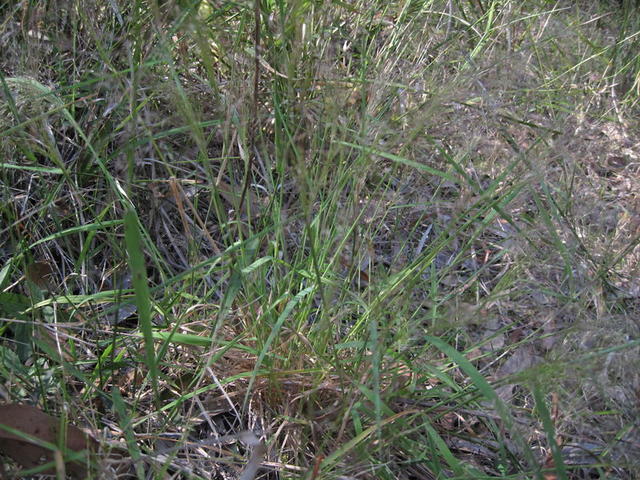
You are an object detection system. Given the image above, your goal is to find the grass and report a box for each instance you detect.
[1,0,639,478]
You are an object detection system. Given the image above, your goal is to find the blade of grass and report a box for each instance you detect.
[321,409,420,471]
[532,382,569,480]
[425,335,544,480]
[111,389,145,480]
[124,208,159,408]
[242,285,315,413]
[0,163,64,174]
[337,140,459,184]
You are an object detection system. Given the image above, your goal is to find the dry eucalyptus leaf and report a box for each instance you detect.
[0,404,97,478]
[495,346,542,402]
[497,345,540,378]
[26,261,54,290]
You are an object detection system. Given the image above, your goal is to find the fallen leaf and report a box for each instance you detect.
[26,261,54,290]
[496,346,542,402]
[0,404,97,478]
[540,313,559,351]
[497,345,540,377]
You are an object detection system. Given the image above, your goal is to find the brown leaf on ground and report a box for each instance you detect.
[25,261,54,290]
[0,404,97,478]
[496,345,542,401]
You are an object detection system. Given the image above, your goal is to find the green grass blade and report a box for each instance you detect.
[124,208,159,406]
[111,388,145,480]
[242,285,315,412]
[532,382,569,480]
[425,335,544,479]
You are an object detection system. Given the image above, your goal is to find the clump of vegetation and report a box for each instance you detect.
[0,1,638,479]
[0,76,66,159]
